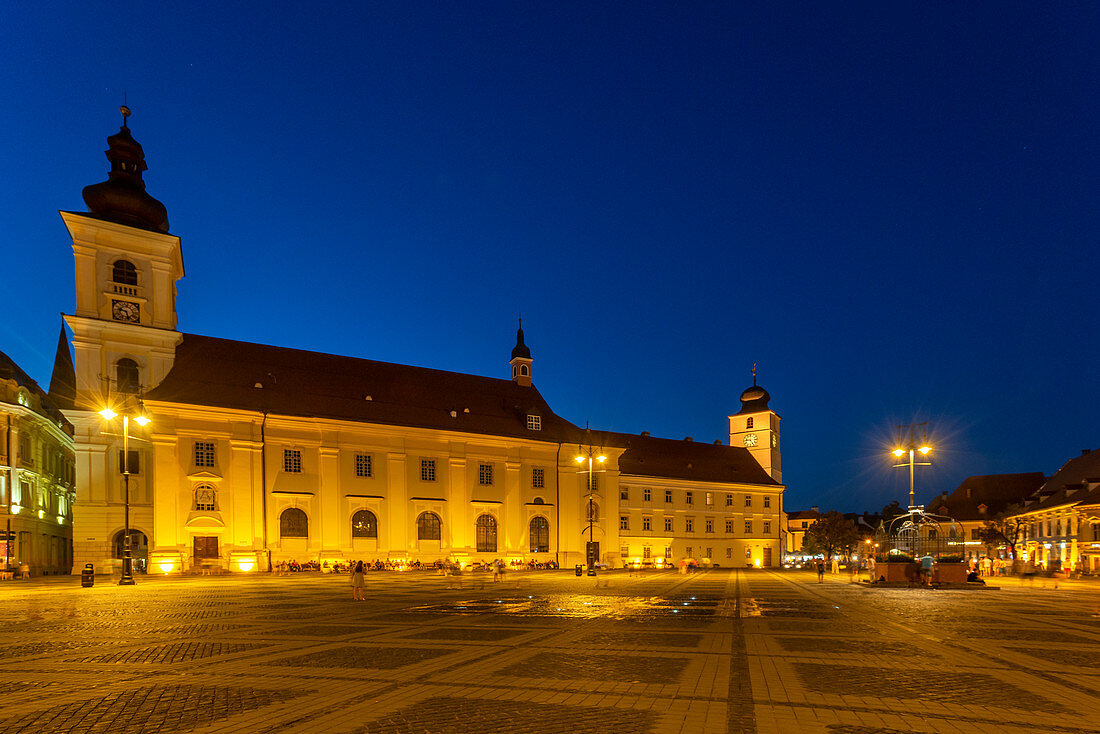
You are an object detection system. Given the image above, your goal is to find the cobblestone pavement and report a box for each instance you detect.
[1,569,1099,733]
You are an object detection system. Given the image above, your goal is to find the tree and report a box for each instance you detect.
[977,513,1025,559]
[802,510,861,560]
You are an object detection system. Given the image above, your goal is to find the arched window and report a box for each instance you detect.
[194,484,216,511]
[116,359,140,393]
[532,497,545,505]
[280,508,308,538]
[586,503,599,523]
[530,516,549,553]
[417,512,441,541]
[112,260,138,285]
[352,509,378,538]
[476,514,497,553]
[520,364,528,375]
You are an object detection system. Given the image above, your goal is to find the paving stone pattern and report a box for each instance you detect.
[1,569,1100,733]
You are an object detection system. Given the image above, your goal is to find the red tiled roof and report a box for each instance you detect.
[144,333,779,487]
[932,473,1046,521]
[1027,449,1100,511]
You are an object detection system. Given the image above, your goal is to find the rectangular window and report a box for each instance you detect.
[665,546,673,558]
[526,414,541,431]
[686,518,694,533]
[355,453,373,477]
[193,441,215,468]
[664,517,673,532]
[118,450,140,474]
[706,547,713,558]
[725,493,733,506]
[705,518,714,533]
[620,487,629,500]
[745,520,753,534]
[801,521,808,529]
[686,491,693,505]
[643,487,651,501]
[421,458,436,482]
[763,496,771,508]
[620,544,629,555]
[665,489,673,503]
[726,547,732,558]
[745,495,752,507]
[725,520,734,533]
[283,449,301,473]
[620,516,629,530]
[532,466,545,489]
[745,547,752,559]
[686,546,693,557]
[643,546,651,559]
[705,492,713,506]
[971,528,980,541]
[763,521,771,534]
[642,516,652,531]
[586,474,599,492]
[479,463,494,486]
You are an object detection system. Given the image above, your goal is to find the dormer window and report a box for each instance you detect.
[112,260,138,286]
[526,415,541,431]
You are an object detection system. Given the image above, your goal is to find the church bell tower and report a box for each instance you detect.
[728,367,781,483]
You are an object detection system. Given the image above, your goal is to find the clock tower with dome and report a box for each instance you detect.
[728,369,782,483]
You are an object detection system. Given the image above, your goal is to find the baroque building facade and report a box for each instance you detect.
[49,115,785,574]
[0,349,76,575]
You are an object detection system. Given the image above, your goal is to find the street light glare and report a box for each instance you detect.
[134,415,151,427]
[99,408,117,420]
[597,455,607,463]
[892,448,905,457]
[574,456,585,463]
[918,445,931,455]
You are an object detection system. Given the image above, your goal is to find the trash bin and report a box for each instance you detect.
[80,563,94,588]
[575,564,583,577]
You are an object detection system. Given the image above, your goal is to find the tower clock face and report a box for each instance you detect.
[112,299,139,323]
[743,433,758,447]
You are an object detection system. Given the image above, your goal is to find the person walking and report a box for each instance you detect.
[816,559,825,583]
[867,555,877,583]
[830,556,839,575]
[920,553,935,586]
[350,560,366,601]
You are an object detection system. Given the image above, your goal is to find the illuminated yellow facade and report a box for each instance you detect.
[51,118,785,574]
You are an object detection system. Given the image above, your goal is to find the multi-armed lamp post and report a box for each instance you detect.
[99,405,150,585]
[575,443,606,570]
[892,423,932,508]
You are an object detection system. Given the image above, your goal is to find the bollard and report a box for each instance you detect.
[80,563,94,588]
[575,564,583,577]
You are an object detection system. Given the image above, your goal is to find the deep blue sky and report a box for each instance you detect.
[2,3,1096,512]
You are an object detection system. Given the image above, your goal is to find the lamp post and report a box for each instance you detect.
[892,423,932,509]
[574,444,606,570]
[99,405,150,586]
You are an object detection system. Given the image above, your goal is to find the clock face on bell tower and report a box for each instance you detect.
[111,299,140,323]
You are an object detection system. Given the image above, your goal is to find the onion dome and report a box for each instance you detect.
[511,325,531,360]
[735,365,771,414]
[81,107,169,233]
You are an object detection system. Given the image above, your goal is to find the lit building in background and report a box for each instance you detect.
[0,349,76,575]
[47,114,785,573]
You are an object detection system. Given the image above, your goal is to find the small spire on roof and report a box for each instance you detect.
[120,104,131,128]
[752,362,757,386]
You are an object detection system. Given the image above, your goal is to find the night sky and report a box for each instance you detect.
[2,3,1096,512]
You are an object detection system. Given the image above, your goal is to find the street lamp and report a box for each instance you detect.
[892,423,932,508]
[100,404,150,586]
[575,444,606,570]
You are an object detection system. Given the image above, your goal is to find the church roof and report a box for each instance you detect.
[80,112,170,233]
[144,333,779,487]
[144,334,581,442]
[47,326,76,410]
[616,433,781,486]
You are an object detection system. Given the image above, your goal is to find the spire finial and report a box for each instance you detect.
[752,362,757,386]
[120,104,131,128]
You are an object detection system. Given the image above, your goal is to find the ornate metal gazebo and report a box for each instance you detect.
[874,506,964,559]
